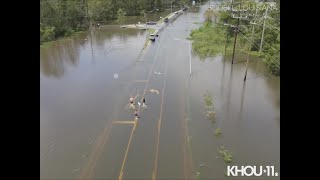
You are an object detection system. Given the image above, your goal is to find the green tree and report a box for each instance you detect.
[116,8,126,24]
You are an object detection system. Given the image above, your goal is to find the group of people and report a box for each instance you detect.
[129,96,146,119]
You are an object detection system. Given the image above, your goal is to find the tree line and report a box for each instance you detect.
[40,0,189,44]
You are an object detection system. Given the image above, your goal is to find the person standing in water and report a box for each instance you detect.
[129,96,134,104]
[129,96,135,109]
[134,109,139,119]
[142,98,147,108]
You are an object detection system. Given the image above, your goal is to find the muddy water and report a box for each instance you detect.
[181,2,280,179]
[40,28,148,179]
[40,2,279,179]
[186,54,280,179]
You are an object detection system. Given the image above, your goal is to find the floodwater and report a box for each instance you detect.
[40,2,279,180]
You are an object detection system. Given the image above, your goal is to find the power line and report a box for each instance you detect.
[238,33,260,51]
[263,41,279,53]
[238,31,260,49]
[252,17,280,35]
[239,32,279,56]
[238,33,280,69]
[265,21,280,31]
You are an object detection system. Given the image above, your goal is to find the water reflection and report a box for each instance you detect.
[226,62,233,116]
[92,28,144,47]
[220,56,226,98]
[40,28,145,78]
[40,38,81,78]
[239,81,246,117]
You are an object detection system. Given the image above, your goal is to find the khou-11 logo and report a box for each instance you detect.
[227,166,279,177]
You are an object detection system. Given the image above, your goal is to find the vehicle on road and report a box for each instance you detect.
[183,7,188,11]
[150,34,158,41]
[146,21,157,25]
[164,18,169,23]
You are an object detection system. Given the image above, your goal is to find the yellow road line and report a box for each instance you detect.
[152,44,169,180]
[79,119,113,179]
[113,121,136,124]
[133,118,138,131]
[118,33,163,180]
[80,33,157,180]
[152,79,166,180]
[152,171,156,180]
[118,124,135,180]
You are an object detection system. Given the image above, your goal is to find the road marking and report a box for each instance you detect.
[153,84,166,180]
[80,78,136,179]
[113,121,136,124]
[118,33,164,180]
[119,171,123,180]
[118,125,135,180]
[152,43,169,180]
[152,171,156,180]
[79,118,113,179]
[133,118,138,131]
[189,42,192,76]
[149,89,160,95]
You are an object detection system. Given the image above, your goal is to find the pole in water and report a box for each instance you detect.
[231,27,238,64]
[244,9,257,81]
[189,41,192,76]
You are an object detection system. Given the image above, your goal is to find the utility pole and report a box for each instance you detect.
[189,41,192,76]
[144,12,147,24]
[231,21,239,64]
[259,8,268,54]
[85,0,90,28]
[244,23,257,81]
[244,8,258,81]
[224,30,228,54]
[231,0,242,64]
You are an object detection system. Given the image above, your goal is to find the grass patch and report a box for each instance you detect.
[147,28,156,34]
[203,91,213,107]
[141,28,155,50]
[158,17,165,24]
[157,12,173,24]
[218,146,233,163]
[203,91,216,123]
[190,22,227,59]
[142,36,150,50]
[206,110,216,123]
[249,51,264,58]
[215,128,223,136]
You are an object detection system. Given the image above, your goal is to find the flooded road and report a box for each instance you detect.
[40,3,280,180]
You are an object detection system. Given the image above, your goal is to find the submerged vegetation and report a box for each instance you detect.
[190,22,227,59]
[203,91,216,123]
[218,146,233,163]
[202,91,232,164]
[189,0,280,76]
[215,128,223,136]
[148,28,156,34]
